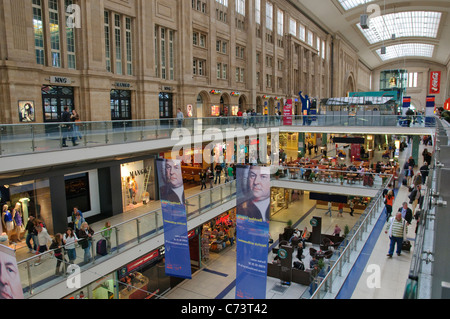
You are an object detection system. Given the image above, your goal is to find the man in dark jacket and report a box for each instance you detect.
[62,106,78,147]
[398,202,413,225]
[419,162,429,185]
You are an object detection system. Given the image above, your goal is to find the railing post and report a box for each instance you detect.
[115,227,120,253]
[26,260,34,296]
[136,219,141,243]
[105,122,109,144]
[91,239,96,264]
[30,124,36,152]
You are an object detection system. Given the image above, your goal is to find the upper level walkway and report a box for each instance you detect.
[0,115,436,175]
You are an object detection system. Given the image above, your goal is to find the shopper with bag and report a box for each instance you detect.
[385,213,407,257]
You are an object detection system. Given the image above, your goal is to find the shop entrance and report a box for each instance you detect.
[42,85,75,122]
[159,92,173,119]
[110,90,132,121]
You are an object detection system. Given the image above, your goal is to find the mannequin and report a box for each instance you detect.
[2,204,14,244]
[12,203,24,242]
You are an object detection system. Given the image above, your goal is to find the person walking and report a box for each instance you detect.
[349,200,355,217]
[177,108,184,128]
[207,167,214,189]
[338,202,344,217]
[214,163,222,185]
[34,223,53,266]
[385,213,407,257]
[24,216,38,253]
[71,109,82,140]
[384,190,395,222]
[325,202,332,217]
[62,106,78,147]
[200,170,207,190]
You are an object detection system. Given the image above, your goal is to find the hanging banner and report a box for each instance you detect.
[156,159,192,279]
[429,71,441,95]
[425,96,436,127]
[0,244,24,299]
[235,165,270,300]
[426,96,435,108]
[283,99,293,125]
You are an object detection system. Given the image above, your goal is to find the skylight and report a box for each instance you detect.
[338,0,375,11]
[376,43,435,61]
[358,11,442,44]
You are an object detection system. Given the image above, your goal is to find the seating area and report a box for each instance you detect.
[276,158,399,187]
[268,227,345,286]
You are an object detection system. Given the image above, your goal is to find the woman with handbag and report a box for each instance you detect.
[49,233,67,275]
[78,222,94,263]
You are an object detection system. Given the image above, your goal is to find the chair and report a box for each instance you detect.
[309,247,317,258]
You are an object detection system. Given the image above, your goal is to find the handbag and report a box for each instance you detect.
[80,238,89,249]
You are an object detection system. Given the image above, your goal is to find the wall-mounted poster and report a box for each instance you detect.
[18,101,35,122]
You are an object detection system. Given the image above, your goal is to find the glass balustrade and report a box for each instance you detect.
[0,115,436,157]
[17,180,237,298]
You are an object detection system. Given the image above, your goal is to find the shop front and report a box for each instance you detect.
[120,158,156,212]
[201,209,236,259]
[42,84,75,123]
[110,89,132,121]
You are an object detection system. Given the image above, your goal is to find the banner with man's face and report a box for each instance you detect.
[0,245,24,299]
[235,165,270,299]
[156,159,192,280]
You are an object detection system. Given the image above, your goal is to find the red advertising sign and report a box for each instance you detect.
[283,99,293,126]
[430,71,441,94]
[126,249,160,273]
[445,98,450,111]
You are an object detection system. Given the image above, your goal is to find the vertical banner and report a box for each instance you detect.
[156,159,192,279]
[429,71,441,95]
[0,245,24,299]
[402,96,411,115]
[425,96,436,127]
[283,99,293,126]
[235,165,270,299]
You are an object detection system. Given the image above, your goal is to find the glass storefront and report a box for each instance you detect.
[120,158,156,212]
[110,90,132,121]
[42,85,75,122]
[1,179,52,243]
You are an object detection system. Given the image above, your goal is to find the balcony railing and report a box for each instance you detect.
[17,166,391,298]
[302,176,393,299]
[0,115,436,157]
[18,180,237,298]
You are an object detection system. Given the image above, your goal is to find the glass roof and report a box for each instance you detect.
[338,0,375,11]
[357,11,442,44]
[376,43,435,61]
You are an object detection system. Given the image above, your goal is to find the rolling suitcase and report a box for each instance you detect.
[402,240,411,252]
[97,239,108,256]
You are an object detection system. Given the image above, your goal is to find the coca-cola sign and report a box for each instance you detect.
[430,71,441,94]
